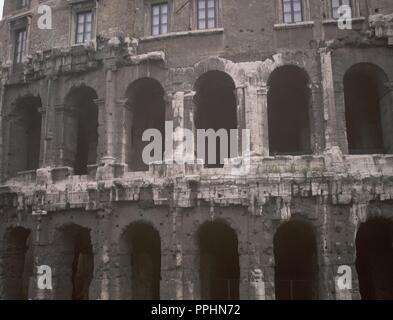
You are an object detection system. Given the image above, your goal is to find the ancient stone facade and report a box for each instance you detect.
[0,0,392,300]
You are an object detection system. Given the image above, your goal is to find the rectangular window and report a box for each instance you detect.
[14,28,27,64]
[282,0,303,24]
[332,0,351,19]
[16,0,29,10]
[75,11,93,44]
[198,0,216,30]
[152,3,169,36]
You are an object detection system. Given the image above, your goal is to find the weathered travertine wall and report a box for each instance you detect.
[0,0,392,300]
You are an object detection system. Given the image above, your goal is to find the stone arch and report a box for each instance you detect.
[0,227,33,300]
[7,94,43,176]
[193,57,236,83]
[118,221,161,300]
[197,220,240,300]
[343,63,393,154]
[64,85,99,175]
[267,65,312,155]
[194,70,237,167]
[273,220,319,300]
[54,224,94,300]
[125,78,166,172]
[356,217,393,299]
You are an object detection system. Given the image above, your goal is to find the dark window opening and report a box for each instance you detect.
[65,86,98,175]
[274,220,319,300]
[1,227,32,300]
[268,65,311,155]
[356,219,393,300]
[119,223,161,300]
[56,225,94,300]
[126,78,166,172]
[198,222,240,300]
[194,71,237,168]
[9,95,42,175]
[344,63,391,154]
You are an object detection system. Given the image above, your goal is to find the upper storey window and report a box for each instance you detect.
[14,28,27,64]
[282,0,303,24]
[331,0,351,19]
[76,11,93,44]
[152,3,168,35]
[197,0,217,30]
[70,1,96,45]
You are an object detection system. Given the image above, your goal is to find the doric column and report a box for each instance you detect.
[333,81,348,153]
[93,98,106,164]
[101,69,116,165]
[236,86,246,155]
[31,215,54,300]
[89,208,115,300]
[258,85,270,157]
[170,91,195,164]
[115,98,131,165]
[309,82,325,153]
[381,82,393,153]
[54,103,76,168]
[245,84,269,157]
[320,49,341,151]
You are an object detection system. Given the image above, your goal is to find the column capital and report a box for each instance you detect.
[37,106,48,114]
[184,90,196,99]
[257,85,269,95]
[115,98,130,109]
[93,98,105,106]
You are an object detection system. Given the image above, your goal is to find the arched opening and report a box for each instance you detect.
[119,223,161,300]
[268,65,311,155]
[194,71,237,168]
[126,78,166,172]
[356,218,393,300]
[8,95,42,175]
[55,225,94,300]
[1,227,33,300]
[344,63,392,154]
[274,220,319,300]
[64,86,99,175]
[198,221,240,300]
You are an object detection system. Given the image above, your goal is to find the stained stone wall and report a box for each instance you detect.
[0,0,392,300]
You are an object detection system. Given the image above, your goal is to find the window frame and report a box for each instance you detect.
[197,0,218,30]
[331,0,352,19]
[14,27,28,64]
[151,2,169,36]
[75,10,94,45]
[282,0,304,24]
[15,0,30,11]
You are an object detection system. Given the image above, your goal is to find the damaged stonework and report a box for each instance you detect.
[1,0,393,301]
[369,14,393,45]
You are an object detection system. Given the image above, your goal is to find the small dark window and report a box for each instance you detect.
[331,0,351,19]
[282,0,303,24]
[197,0,217,30]
[14,28,27,64]
[152,3,168,35]
[16,0,29,10]
[75,11,93,44]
